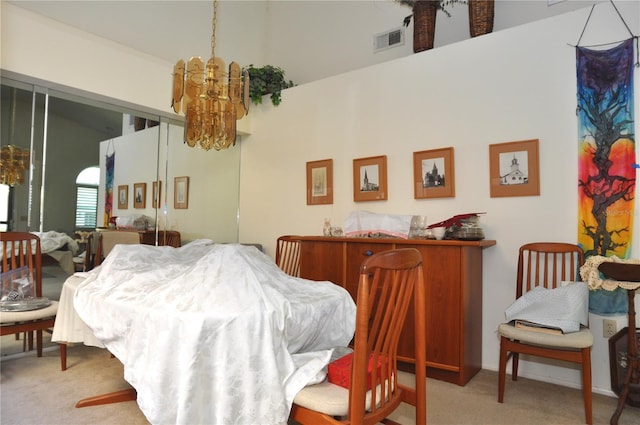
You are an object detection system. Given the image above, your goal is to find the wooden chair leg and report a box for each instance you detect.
[511,352,519,381]
[36,330,43,357]
[582,348,592,425]
[498,337,507,403]
[60,343,67,371]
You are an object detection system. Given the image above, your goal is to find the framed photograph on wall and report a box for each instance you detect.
[353,155,388,202]
[117,185,128,209]
[306,159,333,205]
[489,139,540,197]
[413,147,455,199]
[152,180,162,208]
[133,182,146,208]
[174,176,189,209]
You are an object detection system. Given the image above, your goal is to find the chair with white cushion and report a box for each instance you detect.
[497,242,593,424]
[290,248,427,425]
[1,232,59,358]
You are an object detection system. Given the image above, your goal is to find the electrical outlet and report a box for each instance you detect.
[603,319,617,338]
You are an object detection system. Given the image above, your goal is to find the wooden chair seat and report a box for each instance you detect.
[498,323,593,348]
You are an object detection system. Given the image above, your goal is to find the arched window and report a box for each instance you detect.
[75,166,99,229]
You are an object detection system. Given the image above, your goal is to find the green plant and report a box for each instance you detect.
[397,0,467,26]
[244,65,295,107]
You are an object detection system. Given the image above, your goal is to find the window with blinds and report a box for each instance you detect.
[75,185,98,228]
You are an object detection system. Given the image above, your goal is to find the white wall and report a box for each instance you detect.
[239,1,640,395]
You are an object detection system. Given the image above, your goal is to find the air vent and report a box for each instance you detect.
[374,27,404,53]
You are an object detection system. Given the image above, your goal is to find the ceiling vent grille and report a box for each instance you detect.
[374,27,404,53]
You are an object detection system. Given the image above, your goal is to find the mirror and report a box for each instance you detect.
[1,75,241,253]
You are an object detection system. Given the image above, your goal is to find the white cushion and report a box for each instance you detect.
[294,380,350,417]
[293,378,394,417]
[0,301,58,323]
[498,322,593,349]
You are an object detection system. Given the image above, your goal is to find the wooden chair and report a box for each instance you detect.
[0,232,59,358]
[275,235,301,277]
[290,248,427,425]
[498,242,593,424]
[94,230,142,266]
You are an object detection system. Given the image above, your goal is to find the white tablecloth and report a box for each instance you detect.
[70,241,356,425]
[51,273,104,348]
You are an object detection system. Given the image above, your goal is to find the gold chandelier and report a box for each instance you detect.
[0,145,30,187]
[171,0,250,151]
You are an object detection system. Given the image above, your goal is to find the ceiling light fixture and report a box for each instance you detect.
[0,145,30,187]
[171,0,249,151]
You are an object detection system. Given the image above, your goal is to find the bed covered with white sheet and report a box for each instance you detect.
[73,240,356,425]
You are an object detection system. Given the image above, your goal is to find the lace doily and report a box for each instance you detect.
[580,255,640,291]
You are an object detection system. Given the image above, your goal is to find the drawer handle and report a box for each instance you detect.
[365,250,373,256]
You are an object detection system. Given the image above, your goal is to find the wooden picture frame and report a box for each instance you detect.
[174,176,189,209]
[306,159,333,205]
[489,139,540,197]
[117,185,128,209]
[353,155,388,202]
[152,180,162,208]
[413,147,455,199]
[133,182,146,208]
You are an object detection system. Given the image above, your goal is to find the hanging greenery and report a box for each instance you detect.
[397,0,467,26]
[244,65,296,107]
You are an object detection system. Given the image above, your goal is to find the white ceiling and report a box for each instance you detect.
[7,1,215,66]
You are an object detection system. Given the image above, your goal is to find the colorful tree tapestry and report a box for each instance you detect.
[577,38,635,259]
[104,152,114,226]
[577,38,636,315]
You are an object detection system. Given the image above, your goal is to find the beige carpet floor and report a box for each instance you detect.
[2,340,640,425]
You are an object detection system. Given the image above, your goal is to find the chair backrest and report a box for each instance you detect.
[1,232,43,298]
[516,242,585,299]
[349,248,426,425]
[95,231,141,265]
[275,235,301,277]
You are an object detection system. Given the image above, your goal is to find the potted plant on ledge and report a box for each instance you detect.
[397,0,466,52]
[244,65,296,107]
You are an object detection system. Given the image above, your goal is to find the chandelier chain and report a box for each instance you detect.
[211,0,217,58]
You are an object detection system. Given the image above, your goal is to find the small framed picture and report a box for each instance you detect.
[117,185,128,209]
[353,155,388,202]
[152,180,162,208]
[174,176,189,209]
[133,183,146,208]
[489,139,540,197]
[306,159,333,205]
[413,147,455,199]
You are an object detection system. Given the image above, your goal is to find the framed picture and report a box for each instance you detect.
[152,180,162,208]
[117,185,128,209]
[353,155,388,202]
[174,176,189,209]
[489,139,540,197]
[133,182,146,208]
[306,159,333,205]
[413,147,455,199]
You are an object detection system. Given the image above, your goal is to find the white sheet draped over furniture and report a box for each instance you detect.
[72,241,356,425]
[32,231,79,275]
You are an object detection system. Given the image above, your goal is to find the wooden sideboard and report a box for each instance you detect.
[298,236,496,386]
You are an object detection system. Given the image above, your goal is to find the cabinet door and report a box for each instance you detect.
[420,245,461,369]
[299,240,344,287]
[344,242,394,301]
